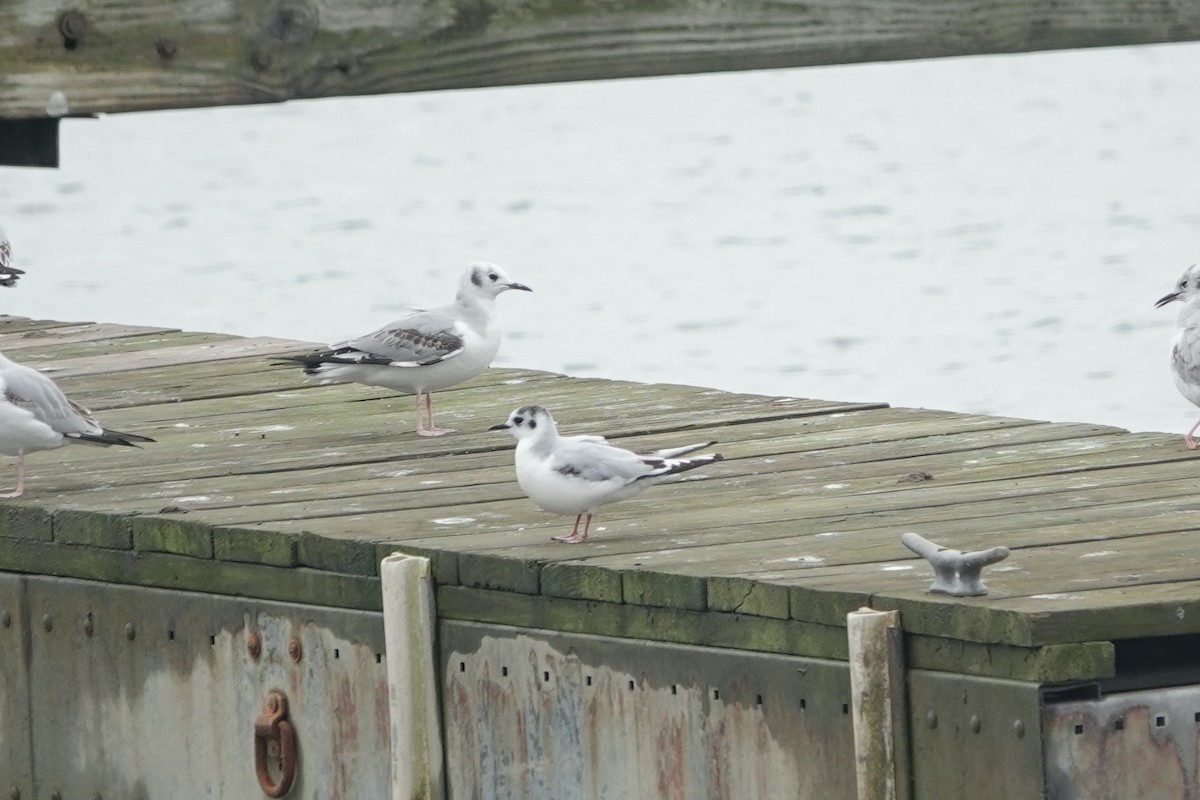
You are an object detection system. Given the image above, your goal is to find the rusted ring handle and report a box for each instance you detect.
[254,690,297,797]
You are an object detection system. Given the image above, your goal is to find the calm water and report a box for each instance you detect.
[1,42,1198,434]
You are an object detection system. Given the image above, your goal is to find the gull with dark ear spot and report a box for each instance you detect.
[0,222,26,287]
[490,405,723,543]
[276,261,532,437]
[1157,264,1200,449]
[0,351,154,498]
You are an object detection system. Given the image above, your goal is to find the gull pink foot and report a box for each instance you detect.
[1187,436,1198,450]
[417,427,456,438]
[552,515,590,543]
[0,488,23,499]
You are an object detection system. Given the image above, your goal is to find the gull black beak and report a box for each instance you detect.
[1156,291,1182,308]
[506,282,533,292]
[488,423,510,431]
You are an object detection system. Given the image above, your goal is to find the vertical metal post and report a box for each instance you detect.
[381,553,446,800]
[847,607,910,800]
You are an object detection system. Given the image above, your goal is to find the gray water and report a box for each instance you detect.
[1,42,1198,435]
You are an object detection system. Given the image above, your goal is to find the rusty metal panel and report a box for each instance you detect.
[15,574,388,799]
[1044,684,1200,800]
[907,670,1046,800]
[440,619,856,800]
[0,573,33,800]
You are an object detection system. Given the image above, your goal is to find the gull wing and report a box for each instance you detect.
[332,306,466,367]
[2,365,99,437]
[1174,333,1200,386]
[548,439,656,484]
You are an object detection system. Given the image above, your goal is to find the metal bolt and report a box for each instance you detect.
[59,12,85,41]
[83,612,94,637]
[42,614,52,633]
[8,786,20,800]
[155,37,177,58]
[1013,719,1026,738]
[1,610,10,628]
[250,49,272,73]
[247,631,262,659]
[124,622,136,641]
[970,714,982,734]
[50,792,61,800]
[287,637,302,662]
[926,710,937,729]
[92,793,102,800]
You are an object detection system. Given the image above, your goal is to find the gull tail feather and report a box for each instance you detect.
[638,452,723,482]
[651,441,717,459]
[67,428,155,447]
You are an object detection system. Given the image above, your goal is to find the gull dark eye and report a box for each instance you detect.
[488,272,498,282]
[513,416,524,425]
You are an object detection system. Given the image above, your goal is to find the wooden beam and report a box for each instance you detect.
[0,0,1198,125]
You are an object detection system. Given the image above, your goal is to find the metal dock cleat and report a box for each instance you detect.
[901,531,1010,597]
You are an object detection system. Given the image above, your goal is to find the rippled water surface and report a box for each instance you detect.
[1,42,1198,434]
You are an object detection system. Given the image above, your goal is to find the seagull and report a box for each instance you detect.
[490,405,723,543]
[0,351,154,497]
[277,262,531,437]
[1157,264,1200,448]
[0,222,26,287]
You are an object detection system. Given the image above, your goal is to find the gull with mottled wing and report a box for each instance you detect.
[0,222,26,287]
[0,351,154,497]
[277,262,531,436]
[491,405,723,543]
[1157,263,1200,448]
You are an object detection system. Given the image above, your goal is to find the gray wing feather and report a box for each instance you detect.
[1175,333,1200,384]
[342,306,465,366]
[2,365,98,436]
[550,440,651,483]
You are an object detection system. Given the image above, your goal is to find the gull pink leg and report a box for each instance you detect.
[417,392,456,437]
[1186,417,1200,450]
[553,513,592,544]
[0,455,26,499]
[552,514,585,543]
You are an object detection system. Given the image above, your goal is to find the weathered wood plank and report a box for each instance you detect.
[31,336,314,377]
[1,0,1198,127]
[0,322,182,351]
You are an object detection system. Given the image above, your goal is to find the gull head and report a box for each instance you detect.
[1157,264,1200,308]
[489,404,555,440]
[461,261,532,299]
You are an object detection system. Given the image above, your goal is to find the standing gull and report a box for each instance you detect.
[1157,264,1200,448]
[278,262,531,437]
[0,351,154,497]
[491,405,723,543]
[0,222,26,287]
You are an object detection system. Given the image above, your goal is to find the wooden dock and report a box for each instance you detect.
[2,314,1199,688]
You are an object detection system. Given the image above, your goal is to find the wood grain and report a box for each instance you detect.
[0,0,1197,121]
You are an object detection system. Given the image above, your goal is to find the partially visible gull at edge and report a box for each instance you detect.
[1157,262,1200,448]
[0,222,25,287]
[491,405,724,544]
[0,351,154,498]
[277,261,532,437]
